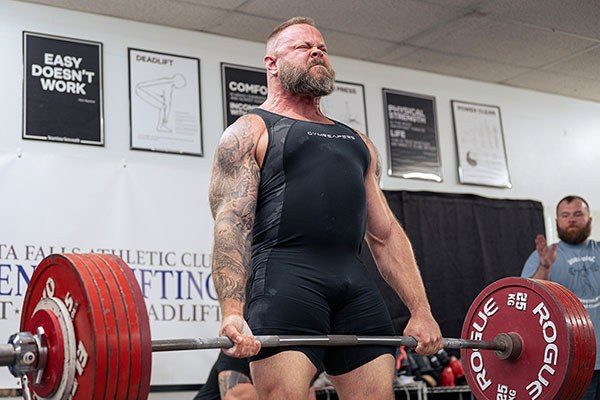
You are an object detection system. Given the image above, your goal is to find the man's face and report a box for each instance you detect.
[556,199,592,244]
[274,24,335,97]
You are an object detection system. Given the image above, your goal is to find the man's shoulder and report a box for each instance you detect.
[557,239,600,249]
[220,113,266,144]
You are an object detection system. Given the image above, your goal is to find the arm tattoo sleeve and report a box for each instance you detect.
[218,370,252,398]
[209,117,260,304]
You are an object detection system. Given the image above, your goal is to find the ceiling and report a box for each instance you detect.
[20,0,600,103]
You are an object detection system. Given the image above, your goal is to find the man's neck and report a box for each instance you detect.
[262,90,331,123]
[560,238,591,247]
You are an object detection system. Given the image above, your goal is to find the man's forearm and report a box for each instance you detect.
[367,224,431,314]
[218,370,254,400]
[530,264,550,280]
[211,213,253,316]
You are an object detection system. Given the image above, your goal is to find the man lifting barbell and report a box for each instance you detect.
[0,15,596,400]
[208,16,443,400]
[0,254,595,400]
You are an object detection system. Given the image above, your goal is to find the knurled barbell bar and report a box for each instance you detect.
[0,253,595,400]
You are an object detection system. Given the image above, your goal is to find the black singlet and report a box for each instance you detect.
[246,108,395,375]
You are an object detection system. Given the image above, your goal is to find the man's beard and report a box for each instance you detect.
[557,220,592,244]
[278,59,335,97]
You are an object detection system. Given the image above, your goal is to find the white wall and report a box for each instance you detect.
[1,0,600,388]
[2,1,599,207]
[2,1,599,223]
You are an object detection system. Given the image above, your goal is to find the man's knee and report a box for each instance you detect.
[255,385,310,400]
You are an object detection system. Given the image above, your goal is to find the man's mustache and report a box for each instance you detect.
[309,59,326,68]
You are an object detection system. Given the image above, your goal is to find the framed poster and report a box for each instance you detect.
[221,63,267,128]
[382,89,442,181]
[320,80,368,134]
[23,32,103,145]
[451,101,511,188]
[129,48,203,156]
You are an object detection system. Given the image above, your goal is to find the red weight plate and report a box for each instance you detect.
[73,254,122,400]
[552,284,595,399]
[539,281,596,399]
[461,277,575,400]
[540,283,585,399]
[64,254,116,399]
[558,287,595,399]
[88,254,139,400]
[574,292,597,394]
[20,254,108,399]
[557,289,589,399]
[25,308,64,397]
[537,281,585,399]
[98,254,152,400]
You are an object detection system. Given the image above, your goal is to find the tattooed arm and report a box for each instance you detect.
[209,114,264,358]
[218,371,256,400]
[358,132,442,355]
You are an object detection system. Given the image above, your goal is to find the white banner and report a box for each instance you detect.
[0,150,219,387]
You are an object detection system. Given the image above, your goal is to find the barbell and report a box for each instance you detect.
[0,253,596,400]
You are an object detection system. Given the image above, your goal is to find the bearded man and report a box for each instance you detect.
[521,195,600,399]
[208,16,442,400]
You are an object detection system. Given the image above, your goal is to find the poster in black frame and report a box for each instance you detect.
[451,100,511,188]
[220,63,267,129]
[128,48,203,156]
[382,88,442,181]
[22,31,104,145]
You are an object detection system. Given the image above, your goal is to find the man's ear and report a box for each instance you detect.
[264,55,278,76]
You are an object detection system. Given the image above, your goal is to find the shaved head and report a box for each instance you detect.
[266,17,316,54]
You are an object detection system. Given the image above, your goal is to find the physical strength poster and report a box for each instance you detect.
[221,63,267,128]
[129,48,203,156]
[320,80,368,134]
[383,89,442,181]
[23,32,103,145]
[451,101,511,188]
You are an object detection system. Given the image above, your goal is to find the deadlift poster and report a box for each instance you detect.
[23,32,104,145]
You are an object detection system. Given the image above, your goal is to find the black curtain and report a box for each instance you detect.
[360,191,545,343]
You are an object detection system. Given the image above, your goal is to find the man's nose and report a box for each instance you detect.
[310,48,323,58]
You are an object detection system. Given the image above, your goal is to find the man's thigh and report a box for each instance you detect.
[250,350,317,400]
[328,354,395,400]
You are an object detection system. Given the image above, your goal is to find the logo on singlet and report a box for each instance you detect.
[306,131,356,140]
